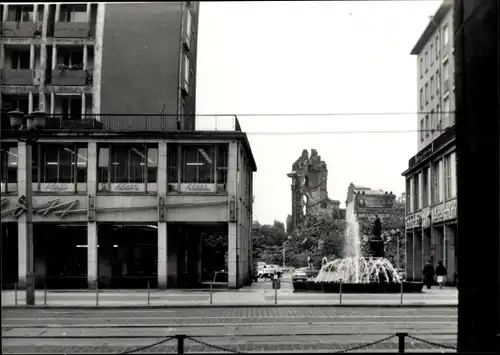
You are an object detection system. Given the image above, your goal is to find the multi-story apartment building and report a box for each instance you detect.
[1,2,198,116]
[401,0,457,284]
[1,2,257,290]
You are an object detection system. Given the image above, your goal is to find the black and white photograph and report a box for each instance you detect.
[0,0,499,354]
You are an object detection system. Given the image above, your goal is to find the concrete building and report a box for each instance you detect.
[1,2,257,290]
[1,2,199,116]
[401,0,457,284]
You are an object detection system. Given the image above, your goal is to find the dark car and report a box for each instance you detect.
[293,267,319,281]
[304,268,319,278]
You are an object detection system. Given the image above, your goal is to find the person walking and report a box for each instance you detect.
[435,261,447,289]
[422,260,435,290]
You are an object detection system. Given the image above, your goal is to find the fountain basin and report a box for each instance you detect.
[293,281,424,293]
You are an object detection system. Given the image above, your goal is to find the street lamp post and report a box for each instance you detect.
[8,110,47,306]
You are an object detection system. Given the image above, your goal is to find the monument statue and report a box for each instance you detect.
[370,215,385,257]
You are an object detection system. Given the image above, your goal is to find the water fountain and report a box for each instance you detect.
[292,206,423,293]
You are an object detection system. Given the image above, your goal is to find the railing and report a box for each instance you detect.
[0,331,457,354]
[3,276,457,307]
[0,114,242,133]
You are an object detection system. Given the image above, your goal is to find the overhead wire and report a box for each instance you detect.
[208,111,457,135]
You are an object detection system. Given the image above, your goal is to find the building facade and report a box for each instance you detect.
[1,2,198,117]
[402,0,457,284]
[1,2,257,290]
[1,117,256,290]
[345,184,405,267]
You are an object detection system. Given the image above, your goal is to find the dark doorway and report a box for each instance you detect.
[33,223,88,289]
[1,223,18,289]
[167,223,227,288]
[97,224,158,289]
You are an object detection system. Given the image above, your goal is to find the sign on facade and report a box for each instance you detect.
[432,199,457,223]
[180,183,216,193]
[405,208,431,230]
[40,183,73,192]
[110,183,144,192]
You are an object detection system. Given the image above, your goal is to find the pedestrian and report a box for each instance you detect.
[422,260,435,290]
[435,261,447,289]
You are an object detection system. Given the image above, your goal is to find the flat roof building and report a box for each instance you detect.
[1,2,257,291]
[402,0,457,284]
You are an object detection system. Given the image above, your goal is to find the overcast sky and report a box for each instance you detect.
[196,0,441,224]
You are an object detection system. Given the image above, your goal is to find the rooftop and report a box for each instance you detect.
[410,0,453,55]
[0,113,257,171]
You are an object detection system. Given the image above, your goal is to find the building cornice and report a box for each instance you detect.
[410,1,453,55]
[402,125,456,177]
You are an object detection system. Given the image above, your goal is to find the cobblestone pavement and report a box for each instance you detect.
[2,307,457,353]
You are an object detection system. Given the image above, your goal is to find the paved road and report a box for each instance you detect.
[2,307,457,353]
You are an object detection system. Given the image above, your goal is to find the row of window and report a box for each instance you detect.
[419,95,451,141]
[0,143,230,188]
[419,23,449,76]
[419,60,450,108]
[3,4,89,24]
[181,4,193,96]
[6,46,92,71]
[405,152,456,213]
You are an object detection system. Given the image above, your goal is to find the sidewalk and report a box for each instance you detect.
[1,286,458,308]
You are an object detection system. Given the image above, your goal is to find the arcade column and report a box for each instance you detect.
[454,0,500,351]
[413,231,423,281]
[405,232,414,280]
[157,142,168,289]
[443,225,456,284]
[227,141,238,289]
[17,143,28,289]
[87,142,98,289]
[432,226,444,265]
[422,228,432,265]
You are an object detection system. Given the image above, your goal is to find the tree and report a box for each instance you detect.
[201,232,227,274]
[252,220,288,264]
[292,211,346,267]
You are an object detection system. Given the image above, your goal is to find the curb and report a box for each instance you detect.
[2,303,458,310]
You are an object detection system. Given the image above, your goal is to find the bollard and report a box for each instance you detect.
[339,279,343,305]
[14,283,18,306]
[147,280,150,306]
[176,334,186,355]
[209,280,213,305]
[396,332,408,353]
[96,279,99,306]
[44,283,47,306]
[400,280,404,304]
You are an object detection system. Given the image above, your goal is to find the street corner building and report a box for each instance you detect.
[0,2,257,290]
[402,0,457,284]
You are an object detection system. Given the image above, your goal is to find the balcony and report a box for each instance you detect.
[0,114,243,133]
[0,69,35,85]
[1,21,41,38]
[50,68,92,86]
[54,22,91,38]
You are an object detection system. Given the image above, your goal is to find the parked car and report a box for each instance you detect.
[259,265,278,279]
[292,268,308,282]
[303,267,319,278]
